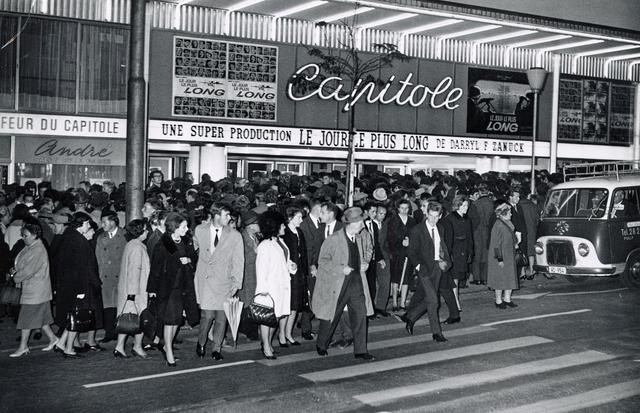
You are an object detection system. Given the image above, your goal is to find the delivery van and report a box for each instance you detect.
[534,162,640,289]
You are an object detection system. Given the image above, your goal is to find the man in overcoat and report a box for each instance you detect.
[313,207,374,360]
[96,210,127,343]
[400,200,451,342]
[193,203,244,360]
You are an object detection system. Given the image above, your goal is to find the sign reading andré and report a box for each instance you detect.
[16,137,126,166]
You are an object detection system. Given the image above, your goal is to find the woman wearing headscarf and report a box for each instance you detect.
[52,212,103,358]
[114,219,151,359]
[147,212,197,366]
[488,203,519,309]
[254,210,292,360]
[9,217,59,357]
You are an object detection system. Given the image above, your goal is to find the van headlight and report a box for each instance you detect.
[578,243,590,257]
[535,242,544,255]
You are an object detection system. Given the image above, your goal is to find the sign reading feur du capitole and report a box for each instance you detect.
[0,113,126,138]
[149,120,534,157]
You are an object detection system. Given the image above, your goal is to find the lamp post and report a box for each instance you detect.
[526,67,547,197]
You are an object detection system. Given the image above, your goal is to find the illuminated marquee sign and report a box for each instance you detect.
[286,63,463,112]
[149,120,534,157]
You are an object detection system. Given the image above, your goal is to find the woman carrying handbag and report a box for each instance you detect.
[254,211,293,360]
[114,219,151,359]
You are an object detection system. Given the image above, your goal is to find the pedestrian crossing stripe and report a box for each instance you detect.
[353,350,616,406]
[299,335,552,382]
[259,325,494,366]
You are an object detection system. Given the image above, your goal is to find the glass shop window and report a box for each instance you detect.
[275,162,302,175]
[19,18,77,112]
[78,25,129,114]
[0,15,18,109]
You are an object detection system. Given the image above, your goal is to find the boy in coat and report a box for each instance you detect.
[313,207,374,360]
[193,203,244,360]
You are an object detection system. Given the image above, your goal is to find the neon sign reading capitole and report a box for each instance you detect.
[286,63,463,112]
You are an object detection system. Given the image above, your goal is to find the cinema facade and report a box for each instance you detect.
[1,0,639,189]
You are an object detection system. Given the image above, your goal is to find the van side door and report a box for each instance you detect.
[609,186,640,265]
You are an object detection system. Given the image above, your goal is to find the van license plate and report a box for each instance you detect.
[548,266,566,274]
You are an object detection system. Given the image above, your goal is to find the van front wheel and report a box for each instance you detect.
[622,255,640,289]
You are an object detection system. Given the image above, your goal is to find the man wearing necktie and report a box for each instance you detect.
[399,201,451,342]
[96,210,127,344]
[193,203,244,360]
[313,207,375,361]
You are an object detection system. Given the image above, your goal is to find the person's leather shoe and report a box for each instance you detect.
[196,343,206,358]
[354,353,375,361]
[432,333,447,342]
[211,351,223,360]
[399,314,414,335]
[504,301,518,308]
[316,346,328,356]
[85,343,105,352]
[495,302,507,309]
[301,332,315,340]
[443,317,461,324]
[338,338,353,349]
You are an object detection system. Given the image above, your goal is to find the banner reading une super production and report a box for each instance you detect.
[172,36,278,122]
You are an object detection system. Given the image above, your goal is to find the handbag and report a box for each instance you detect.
[68,298,96,333]
[248,293,278,328]
[115,299,141,335]
[515,248,529,267]
[139,296,157,340]
[0,280,21,305]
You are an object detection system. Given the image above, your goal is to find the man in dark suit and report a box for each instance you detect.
[298,198,325,340]
[364,202,386,317]
[399,200,451,342]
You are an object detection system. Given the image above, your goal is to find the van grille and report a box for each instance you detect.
[546,241,576,266]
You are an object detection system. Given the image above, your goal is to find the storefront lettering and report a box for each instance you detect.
[486,115,519,133]
[1,115,34,130]
[150,120,535,157]
[34,139,113,158]
[64,119,119,134]
[287,63,463,112]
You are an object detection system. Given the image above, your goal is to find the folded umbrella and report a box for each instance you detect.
[223,296,243,348]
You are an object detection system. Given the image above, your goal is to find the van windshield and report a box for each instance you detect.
[542,188,608,218]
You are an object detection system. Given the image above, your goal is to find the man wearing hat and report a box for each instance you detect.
[313,207,375,360]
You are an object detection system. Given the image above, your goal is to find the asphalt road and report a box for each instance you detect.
[1,275,639,413]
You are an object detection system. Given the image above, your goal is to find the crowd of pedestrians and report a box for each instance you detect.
[0,167,561,363]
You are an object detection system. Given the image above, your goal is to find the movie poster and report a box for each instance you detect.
[466,68,533,136]
[557,75,635,145]
[581,80,608,143]
[172,36,278,121]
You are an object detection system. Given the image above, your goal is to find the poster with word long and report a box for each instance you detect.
[466,68,533,136]
[172,36,278,121]
[557,75,634,145]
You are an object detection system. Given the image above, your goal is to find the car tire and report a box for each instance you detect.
[622,254,640,289]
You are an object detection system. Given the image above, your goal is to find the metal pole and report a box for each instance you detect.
[531,91,538,197]
[550,54,561,173]
[126,0,147,222]
[346,107,356,207]
[633,83,640,170]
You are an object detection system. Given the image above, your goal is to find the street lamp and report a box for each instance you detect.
[526,67,547,197]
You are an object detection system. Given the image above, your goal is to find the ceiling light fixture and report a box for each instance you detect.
[575,44,640,57]
[505,34,572,48]
[403,19,462,35]
[439,24,501,40]
[320,7,375,23]
[358,12,418,29]
[476,29,537,44]
[537,39,604,53]
[228,0,266,13]
[273,1,328,18]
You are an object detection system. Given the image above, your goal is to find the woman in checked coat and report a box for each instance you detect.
[488,203,519,309]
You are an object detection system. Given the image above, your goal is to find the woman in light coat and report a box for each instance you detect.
[488,202,519,309]
[254,210,293,360]
[9,218,59,357]
[114,219,150,358]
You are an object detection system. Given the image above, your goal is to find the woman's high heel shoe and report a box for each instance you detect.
[260,343,277,360]
[9,348,30,358]
[286,338,301,346]
[278,340,289,348]
[42,339,59,352]
[113,349,129,359]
